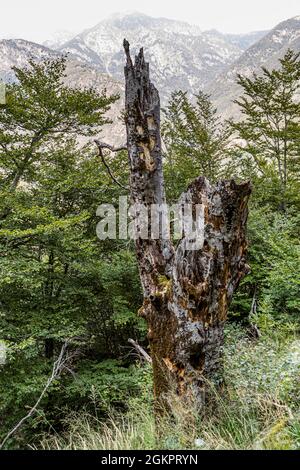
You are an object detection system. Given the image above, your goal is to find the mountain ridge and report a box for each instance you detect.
[0,38,125,144]
[207,15,300,118]
[57,12,244,102]
[0,12,299,134]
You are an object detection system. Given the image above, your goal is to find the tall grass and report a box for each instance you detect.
[38,322,300,450]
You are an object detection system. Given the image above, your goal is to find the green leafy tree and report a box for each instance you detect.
[0,58,144,446]
[230,49,300,211]
[162,90,230,200]
[0,56,115,197]
[230,209,300,321]
[228,50,300,321]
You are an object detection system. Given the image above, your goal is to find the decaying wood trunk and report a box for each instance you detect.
[123,39,251,410]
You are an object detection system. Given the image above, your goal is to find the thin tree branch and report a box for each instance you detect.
[94,140,128,190]
[247,286,260,339]
[249,287,257,317]
[0,342,70,450]
[95,140,127,153]
[128,338,152,364]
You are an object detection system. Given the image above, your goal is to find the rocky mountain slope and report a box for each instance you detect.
[0,39,125,143]
[58,12,244,102]
[221,30,267,50]
[43,30,77,50]
[1,13,299,137]
[0,39,58,82]
[207,16,300,119]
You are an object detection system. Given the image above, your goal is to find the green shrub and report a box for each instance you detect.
[38,324,300,451]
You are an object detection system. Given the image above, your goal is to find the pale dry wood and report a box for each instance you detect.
[128,338,152,363]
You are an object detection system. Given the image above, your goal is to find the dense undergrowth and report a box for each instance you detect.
[1,50,300,451]
[38,319,300,450]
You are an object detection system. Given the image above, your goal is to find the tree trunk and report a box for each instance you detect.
[123,40,251,410]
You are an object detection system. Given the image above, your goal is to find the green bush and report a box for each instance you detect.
[38,324,300,450]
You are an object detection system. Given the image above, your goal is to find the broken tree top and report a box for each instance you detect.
[123,38,146,71]
[123,38,159,119]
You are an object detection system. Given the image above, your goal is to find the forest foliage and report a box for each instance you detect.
[0,51,299,449]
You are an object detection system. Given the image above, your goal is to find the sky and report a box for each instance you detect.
[1,0,299,43]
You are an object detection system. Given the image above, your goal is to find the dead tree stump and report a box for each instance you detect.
[123,39,251,409]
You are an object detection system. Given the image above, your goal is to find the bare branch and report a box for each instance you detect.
[249,287,257,317]
[0,342,70,450]
[128,338,152,364]
[95,140,127,153]
[94,139,128,190]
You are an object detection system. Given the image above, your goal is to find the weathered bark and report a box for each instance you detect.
[123,40,251,409]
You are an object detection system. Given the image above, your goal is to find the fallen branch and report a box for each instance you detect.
[94,139,128,190]
[128,338,152,364]
[247,286,260,340]
[249,286,257,316]
[0,341,70,449]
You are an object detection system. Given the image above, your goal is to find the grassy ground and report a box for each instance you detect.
[37,318,300,450]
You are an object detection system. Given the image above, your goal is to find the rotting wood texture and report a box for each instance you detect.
[122,39,251,409]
